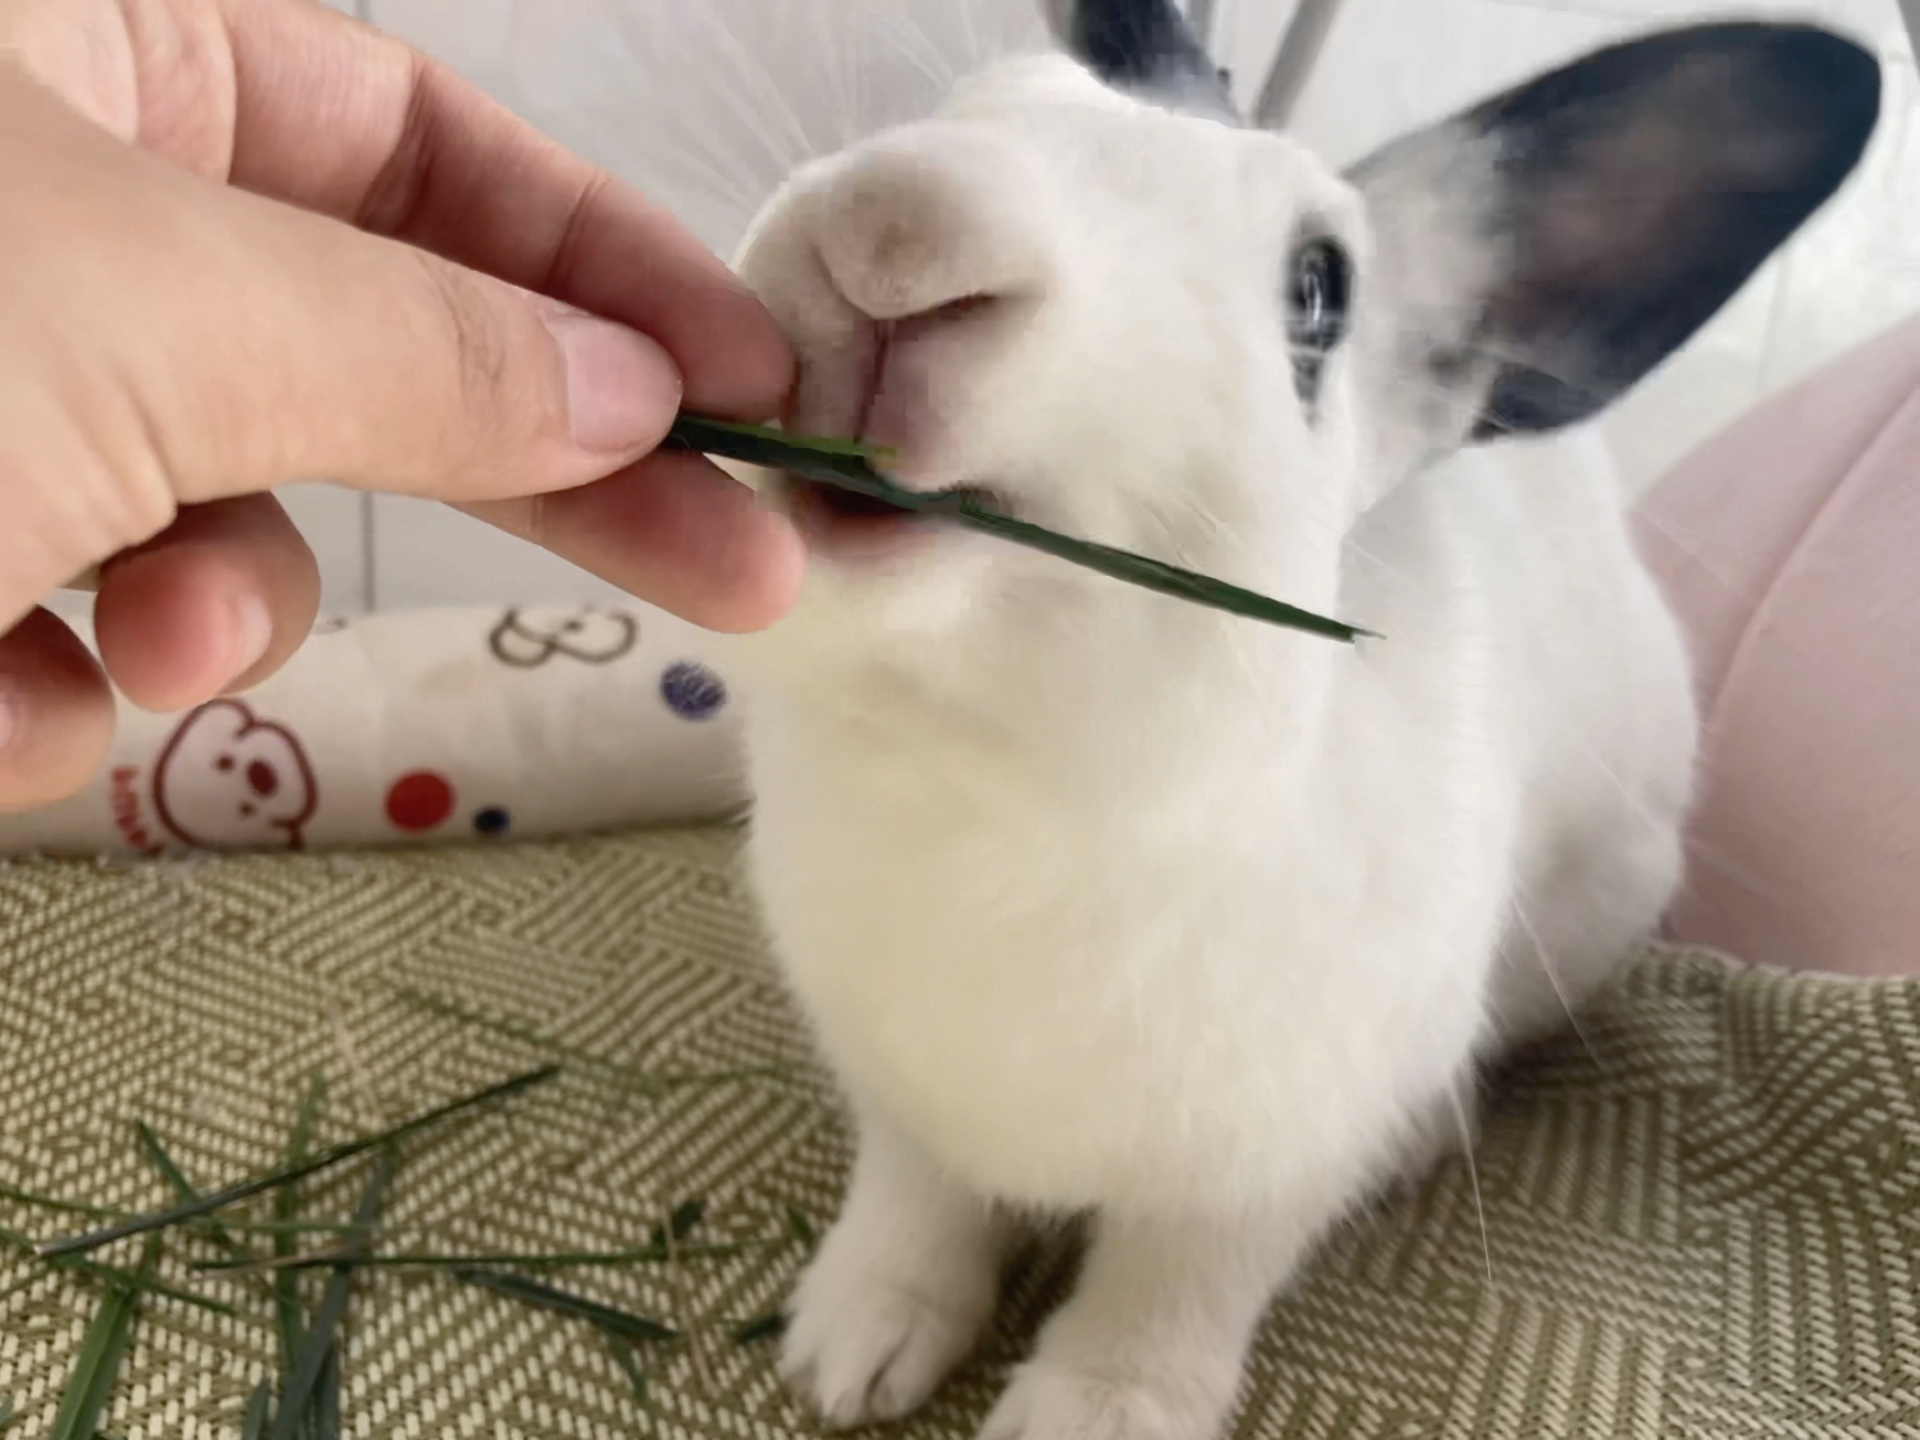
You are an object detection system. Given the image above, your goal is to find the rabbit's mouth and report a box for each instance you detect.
[783,474,1008,555]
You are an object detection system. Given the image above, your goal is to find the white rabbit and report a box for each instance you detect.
[719,8,1880,1439]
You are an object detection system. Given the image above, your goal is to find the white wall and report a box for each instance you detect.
[270,0,1920,612]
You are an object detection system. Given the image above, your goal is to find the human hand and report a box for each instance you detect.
[0,0,805,811]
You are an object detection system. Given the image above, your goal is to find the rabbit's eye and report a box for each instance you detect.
[1287,238,1351,349]
[1285,236,1352,405]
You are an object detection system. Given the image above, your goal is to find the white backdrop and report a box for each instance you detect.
[233,0,1919,615]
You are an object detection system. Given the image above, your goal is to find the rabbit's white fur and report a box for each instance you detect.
[724,50,1695,1440]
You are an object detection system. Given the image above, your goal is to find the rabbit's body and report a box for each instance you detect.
[721,11,1876,1439]
[744,428,1688,1219]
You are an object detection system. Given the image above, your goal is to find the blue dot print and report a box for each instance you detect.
[473,807,511,837]
[661,661,728,722]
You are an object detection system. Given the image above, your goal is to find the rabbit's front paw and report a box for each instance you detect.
[978,1359,1237,1440]
[779,1214,998,1427]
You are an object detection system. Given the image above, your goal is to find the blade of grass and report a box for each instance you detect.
[394,989,791,1096]
[0,1184,124,1222]
[311,1347,342,1440]
[132,1122,293,1380]
[216,1220,365,1236]
[240,1379,271,1440]
[134,1123,265,1278]
[672,1200,705,1240]
[47,1235,158,1440]
[607,1337,648,1400]
[0,1183,352,1234]
[193,1236,772,1275]
[650,1199,704,1251]
[671,416,884,460]
[0,1395,13,1430]
[42,1066,556,1260]
[787,1207,817,1251]
[657,1184,711,1395]
[269,1152,392,1440]
[56,1268,235,1316]
[275,1076,326,1380]
[454,1269,680,1345]
[666,414,1373,643]
[0,1224,237,1315]
[605,1337,658,1440]
[953,500,1373,643]
[730,1311,788,1345]
[46,1269,234,1315]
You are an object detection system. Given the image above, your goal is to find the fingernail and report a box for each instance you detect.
[544,309,682,454]
[225,593,273,686]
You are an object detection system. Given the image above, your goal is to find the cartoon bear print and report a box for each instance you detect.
[152,699,319,850]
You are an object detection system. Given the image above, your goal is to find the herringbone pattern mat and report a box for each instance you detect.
[0,827,1915,1438]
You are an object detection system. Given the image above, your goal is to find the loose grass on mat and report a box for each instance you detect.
[6,1065,799,1439]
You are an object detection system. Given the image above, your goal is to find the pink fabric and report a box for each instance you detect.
[1633,315,1920,978]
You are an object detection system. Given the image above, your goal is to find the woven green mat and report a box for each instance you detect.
[0,827,1916,1439]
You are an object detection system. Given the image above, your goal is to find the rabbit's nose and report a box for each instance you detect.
[813,134,1048,323]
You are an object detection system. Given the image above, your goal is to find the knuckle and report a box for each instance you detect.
[412,251,515,424]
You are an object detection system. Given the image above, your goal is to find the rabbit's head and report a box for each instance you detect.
[734,3,1877,665]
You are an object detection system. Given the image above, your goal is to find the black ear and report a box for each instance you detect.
[1044,1,1235,116]
[1354,22,1880,440]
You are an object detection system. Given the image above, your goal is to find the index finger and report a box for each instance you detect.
[214,0,792,420]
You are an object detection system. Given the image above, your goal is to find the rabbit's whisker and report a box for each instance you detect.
[1448,1075,1493,1284]
[1510,892,1597,1067]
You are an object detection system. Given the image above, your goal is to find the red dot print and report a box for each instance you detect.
[385,771,456,832]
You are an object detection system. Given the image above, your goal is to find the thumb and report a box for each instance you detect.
[139,192,686,509]
[6,75,690,518]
